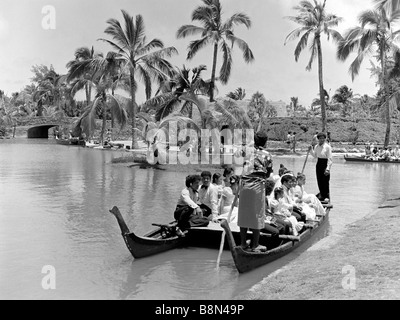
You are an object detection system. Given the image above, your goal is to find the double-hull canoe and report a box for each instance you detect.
[220,207,331,273]
[344,155,400,163]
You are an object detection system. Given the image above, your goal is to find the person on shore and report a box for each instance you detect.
[365,142,371,158]
[287,131,293,146]
[393,145,400,159]
[174,175,209,231]
[312,131,319,145]
[308,132,332,202]
[198,171,219,222]
[292,132,297,152]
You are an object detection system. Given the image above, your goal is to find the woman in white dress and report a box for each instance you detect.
[217,175,240,223]
[293,173,325,217]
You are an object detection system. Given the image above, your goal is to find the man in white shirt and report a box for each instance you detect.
[174,175,205,231]
[198,171,219,222]
[309,132,332,202]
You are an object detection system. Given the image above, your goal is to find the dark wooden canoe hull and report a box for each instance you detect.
[344,155,400,163]
[220,208,331,273]
[123,228,186,258]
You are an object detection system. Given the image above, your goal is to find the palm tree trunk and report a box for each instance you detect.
[317,36,327,132]
[111,88,115,140]
[381,49,391,147]
[37,100,43,117]
[210,43,219,102]
[85,84,91,107]
[130,72,139,149]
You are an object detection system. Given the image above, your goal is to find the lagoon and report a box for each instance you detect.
[0,138,399,300]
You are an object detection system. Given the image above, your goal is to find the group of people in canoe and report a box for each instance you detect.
[173,133,331,253]
[364,143,400,161]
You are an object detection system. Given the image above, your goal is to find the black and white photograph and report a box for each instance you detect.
[1,0,400,303]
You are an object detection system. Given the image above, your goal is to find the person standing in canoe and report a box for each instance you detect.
[308,132,332,202]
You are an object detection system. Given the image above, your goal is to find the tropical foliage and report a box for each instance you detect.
[285,0,342,132]
[226,88,246,100]
[177,0,255,102]
[247,92,276,132]
[99,10,178,148]
[337,6,400,146]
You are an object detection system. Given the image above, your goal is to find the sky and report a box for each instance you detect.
[0,0,380,107]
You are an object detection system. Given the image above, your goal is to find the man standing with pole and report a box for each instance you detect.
[308,132,332,202]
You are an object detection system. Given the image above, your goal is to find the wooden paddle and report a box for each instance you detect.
[215,178,241,270]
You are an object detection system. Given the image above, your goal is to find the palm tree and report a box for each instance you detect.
[226,88,246,100]
[31,66,67,117]
[68,51,129,143]
[332,85,354,117]
[285,0,342,132]
[177,0,255,102]
[247,92,269,132]
[337,8,400,147]
[99,10,178,149]
[143,64,211,122]
[375,0,400,11]
[290,97,299,117]
[66,46,103,107]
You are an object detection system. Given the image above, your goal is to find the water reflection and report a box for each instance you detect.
[0,139,399,300]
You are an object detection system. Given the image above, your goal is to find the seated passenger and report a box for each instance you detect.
[174,175,209,231]
[294,173,325,218]
[264,179,290,236]
[270,187,304,236]
[222,166,235,187]
[218,175,240,223]
[198,171,219,222]
[280,174,307,222]
[212,172,224,202]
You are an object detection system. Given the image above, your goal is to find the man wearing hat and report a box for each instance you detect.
[309,132,332,202]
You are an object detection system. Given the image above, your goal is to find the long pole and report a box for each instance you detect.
[216,176,241,270]
[301,148,310,174]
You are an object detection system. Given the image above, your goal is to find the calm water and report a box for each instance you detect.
[0,138,399,300]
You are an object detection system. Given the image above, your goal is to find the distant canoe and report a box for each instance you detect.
[344,154,400,163]
[55,138,85,146]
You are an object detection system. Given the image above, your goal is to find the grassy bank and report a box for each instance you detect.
[235,197,400,300]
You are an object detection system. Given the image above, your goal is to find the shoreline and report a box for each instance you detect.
[234,197,400,300]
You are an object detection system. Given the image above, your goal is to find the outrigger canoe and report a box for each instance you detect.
[344,154,400,163]
[110,205,331,268]
[220,206,332,273]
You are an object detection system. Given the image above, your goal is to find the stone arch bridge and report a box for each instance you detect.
[19,117,78,138]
